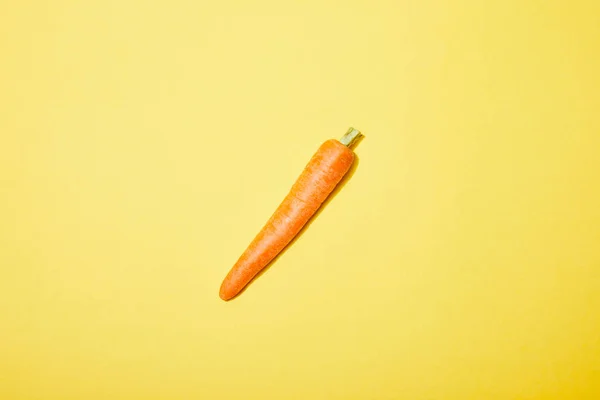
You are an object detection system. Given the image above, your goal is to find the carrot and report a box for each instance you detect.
[219,128,362,300]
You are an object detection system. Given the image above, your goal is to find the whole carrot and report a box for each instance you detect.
[219,128,362,300]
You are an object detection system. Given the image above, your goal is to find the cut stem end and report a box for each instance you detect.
[339,127,363,148]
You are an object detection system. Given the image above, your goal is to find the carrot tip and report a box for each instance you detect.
[219,290,232,301]
[219,282,233,301]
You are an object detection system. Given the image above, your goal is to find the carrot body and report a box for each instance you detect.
[219,133,360,300]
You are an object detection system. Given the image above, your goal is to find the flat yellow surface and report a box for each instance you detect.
[1,1,599,399]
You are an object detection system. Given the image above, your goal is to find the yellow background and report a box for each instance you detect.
[1,1,599,398]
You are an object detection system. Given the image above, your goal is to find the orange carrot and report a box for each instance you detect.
[219,128,362,300]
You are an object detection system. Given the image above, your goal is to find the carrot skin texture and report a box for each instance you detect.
[219,139,355,300]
